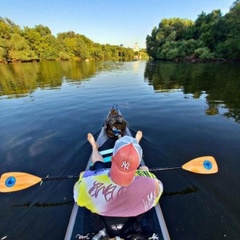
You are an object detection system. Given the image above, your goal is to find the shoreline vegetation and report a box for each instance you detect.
[146,1,240,62]
[1,1,239,64]
[0,19,148,64]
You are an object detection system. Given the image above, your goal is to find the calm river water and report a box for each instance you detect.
[0,60,240,240]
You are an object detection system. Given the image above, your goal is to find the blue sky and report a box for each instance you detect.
[0,0,234,49]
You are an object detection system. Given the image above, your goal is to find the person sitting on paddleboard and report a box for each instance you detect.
[73,131,163,218]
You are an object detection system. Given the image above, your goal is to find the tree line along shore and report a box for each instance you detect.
[1,1,239,64]
[0,18,148,64]
[146,1,240,62]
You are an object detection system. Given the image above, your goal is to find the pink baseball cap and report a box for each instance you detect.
[111,136,142,186]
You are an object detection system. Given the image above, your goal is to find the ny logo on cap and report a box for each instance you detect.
[121,161,130,170]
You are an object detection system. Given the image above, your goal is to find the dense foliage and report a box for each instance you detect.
[146,1,240,61]
[0,18,138,63]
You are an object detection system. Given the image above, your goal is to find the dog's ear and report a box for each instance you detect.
[110,109,118,115]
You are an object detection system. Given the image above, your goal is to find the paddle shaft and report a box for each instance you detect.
[42,175,79,181]
[32,167,180,182]
[42,167,181,181]
[150,166,181,172]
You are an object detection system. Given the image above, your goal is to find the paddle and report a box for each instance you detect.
[150,156,218,174]
[0,173,79,193]
[0,156,218,193]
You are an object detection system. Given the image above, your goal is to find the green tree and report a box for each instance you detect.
[146,18,193,60]
[194,47,214,59]
[7,33,38,62]
[5,18,21,34]
[146,27,159,59]
[22,26,42,54]
[34,25,51,36]
[0,18,135,63]
[193,10,224,52]
[40,35,60,60]
[57,31,91,60]
[220,1,240,58]
[0,38,7,62]
[23,25,59,60]
[146,5,240,60]
[0,17,12,39]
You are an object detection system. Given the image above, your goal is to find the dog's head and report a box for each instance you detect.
[105,110,127,139]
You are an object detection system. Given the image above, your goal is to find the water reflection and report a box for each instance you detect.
[0,61,100,98]
[144,61,240,123]
[1,60,240,123]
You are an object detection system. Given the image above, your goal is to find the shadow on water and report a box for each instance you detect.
[10,185,200,210]
[163,185,200,197]
[10,200,74,208]
[144,61,240,123]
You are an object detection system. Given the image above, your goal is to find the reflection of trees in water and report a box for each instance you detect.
[205,104,219,116]
[0,61,99,98]
[144,61,240,123]
[0,63,39,97]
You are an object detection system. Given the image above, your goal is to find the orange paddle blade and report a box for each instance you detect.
[0,172,42,192]
[182,156,218,174]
